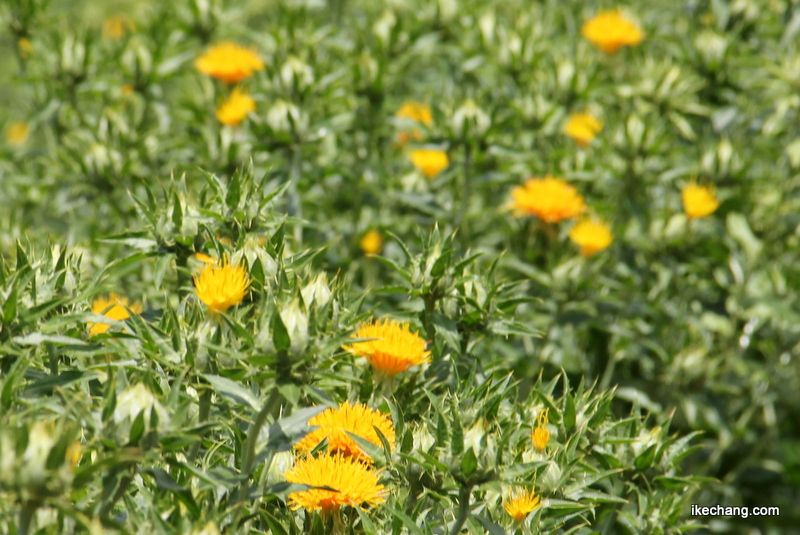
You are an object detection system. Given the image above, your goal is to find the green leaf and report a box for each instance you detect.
[200,373,260,411]
[460,448,478,476]
[271,313,291,353]
[3,285,18,324]
[226,170,241,209]
[563,392,576,429]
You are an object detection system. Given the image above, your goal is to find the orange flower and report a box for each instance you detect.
[582,10,644,54]
[409,149,449,179]
[342,318,431,377]
[568,219,613,257]
[360,230,383,255]
[508,176,586,223]
[215,88,256,126]
[284,454,386,513]
[195,42,264,84]
[531,408,550,452]
[294,401,396,463]
[682,182,720,219]
[88,293,142,336]
[504,488,542,522]
[563,112,603,147]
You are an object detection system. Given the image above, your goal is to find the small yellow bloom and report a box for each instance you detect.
[582,10,644,54]
[215,88,256,126]
[504,488,542,523]
[88,293,143,336]
[66,441,81,471]
[569,219,613,257]
[284,454,386,513]
[396,102,432,126]
[531,408,550,452]
[122,84,134,97]
[193,259,251,314]
[294,401,396,463]
[360,230,383,255]
[18,38,33,59]
[195,42,264,84]
[682,182,720,219]
[102,16,135,40]
[194,252,219,265]
[563,112,603,147]
[395,102,432,145]
[343,318,431,377]
[5,122,30,146]
[508,175,587,223]
[409,149,449,179]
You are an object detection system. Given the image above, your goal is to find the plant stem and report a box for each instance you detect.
[449,486,472,535]
[19,499,39,535]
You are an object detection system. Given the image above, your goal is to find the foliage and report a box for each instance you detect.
[2,0,799,533]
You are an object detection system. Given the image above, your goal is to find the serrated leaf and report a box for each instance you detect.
[200,374,260,411]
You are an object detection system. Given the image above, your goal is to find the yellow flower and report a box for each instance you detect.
[682,182,720,219]
[88,293,143,337]
[563,112,603,147]
[195,42,264,84]
[582,10,644,54]
[409,149,449,179]
[215,88,256,126]
[568,219,613,257]
[508,175,587,223]
[360,230,383,255]
[294,401,396,463]
[284,454,386,513]
[531,408,550,452]
[102,16,135,40]
[342,318,431,377]
[5,122,29,146]
[122,84,134,97]
[193,259,251,314]
[396,102,432,126]
[395,102,432,144]
[66,442,81,471]
[18,38,33,59]
[194,252,219,265]
[504,488,542,523]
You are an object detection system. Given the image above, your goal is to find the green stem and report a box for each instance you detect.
[449,486,473,535]
[236,389,283,523]
[289,144,303,245]
[456,141,472,233]
[19,499,39,535]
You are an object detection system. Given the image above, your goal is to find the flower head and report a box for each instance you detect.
[582,10,644,54]
[294,402,396,463]
[504,488,542,523]
[18,38,33,59]
[215,88,256,126]
[396,102,432,126]
[531,408,550,452]
[284,454,386,513]
[563,112,603,147]
[409,149,449,179]
[88,293,142,336]
[360,230,383,255]
[193,259,251,314]
[342,318,431,377]
[569,219,613,257]
[195,42,264,84]
[682,182,720,219]
[509,175,587,223]
[102,16,135,40]
[395,102,432,144]
[5,122,29,146]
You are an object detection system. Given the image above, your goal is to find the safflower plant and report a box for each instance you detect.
[1,0,799,534]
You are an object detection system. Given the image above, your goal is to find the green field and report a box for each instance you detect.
[1,0,799,533]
